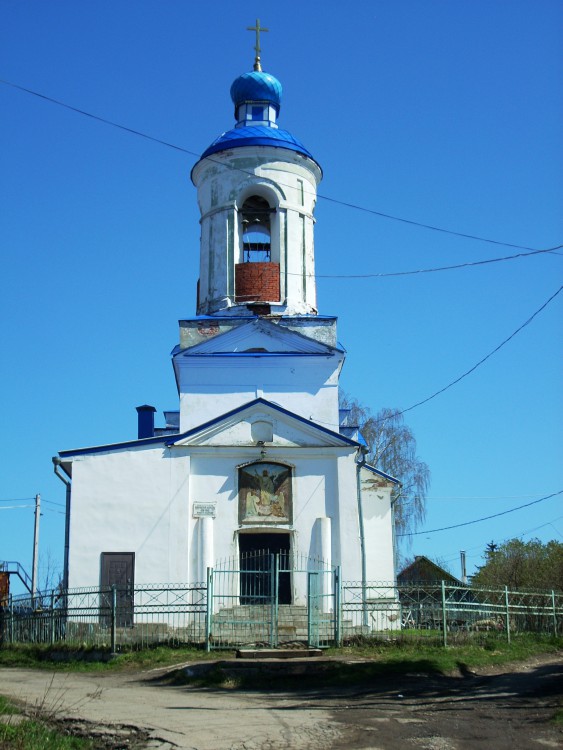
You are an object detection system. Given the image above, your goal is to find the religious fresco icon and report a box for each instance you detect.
[239,462,292,524]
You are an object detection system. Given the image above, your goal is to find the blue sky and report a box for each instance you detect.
[1,1,561,594]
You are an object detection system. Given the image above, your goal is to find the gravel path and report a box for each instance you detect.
[0,654,561,749]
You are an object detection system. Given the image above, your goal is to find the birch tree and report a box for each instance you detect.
[340,394,430,537]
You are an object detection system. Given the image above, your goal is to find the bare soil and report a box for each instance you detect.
[0,653,561,749]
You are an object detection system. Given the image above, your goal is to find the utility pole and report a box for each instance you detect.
[460,550,467,584]
[31,493,41,599]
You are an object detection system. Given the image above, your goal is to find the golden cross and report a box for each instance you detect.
[247,18,269,71]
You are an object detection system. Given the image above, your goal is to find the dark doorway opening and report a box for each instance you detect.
[100,552,134,627]
[239,533,291,605]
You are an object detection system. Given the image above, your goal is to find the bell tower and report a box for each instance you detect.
[191,38,322,318]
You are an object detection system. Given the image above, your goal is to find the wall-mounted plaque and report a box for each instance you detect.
[193,502,216,518]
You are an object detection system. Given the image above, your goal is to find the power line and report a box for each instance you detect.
[435,515,563,563]
[315,246,561,278]
[0,505,34,510]
[335,284,562,429]
[397,489,563,537]
[2,78,560,254]
[397,284,562,417]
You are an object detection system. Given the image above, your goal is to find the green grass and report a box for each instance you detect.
[172,634,563,689]
[0,643,235,672]
[0,695,93,749]
[0,634,560,687]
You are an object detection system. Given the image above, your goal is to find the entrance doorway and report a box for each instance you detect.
[239,533,291,605]
[100,552,134,627]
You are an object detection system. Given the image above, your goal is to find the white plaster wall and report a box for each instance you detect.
[187,447,359,604]
[67,446,190,588]
[360,473,396,583]
[178,355,341,431]
[66,443,392,603]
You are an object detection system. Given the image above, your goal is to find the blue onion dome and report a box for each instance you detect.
[230,71,282,114]
[193,67,321,175]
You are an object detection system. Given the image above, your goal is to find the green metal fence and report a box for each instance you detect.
[1,583,207,651]
[341,581,563,645]
[1,579,561,650]
[206,551,339,650]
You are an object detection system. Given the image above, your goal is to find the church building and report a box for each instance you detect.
[55,31,397,625]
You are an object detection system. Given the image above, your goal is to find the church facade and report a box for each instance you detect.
[56,46,397,618]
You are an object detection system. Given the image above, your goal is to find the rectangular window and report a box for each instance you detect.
[251,106,264,121]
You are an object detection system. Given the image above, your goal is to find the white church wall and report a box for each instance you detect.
[67,445,191,589]
[178,356,341,431]
[187,448,359,605]
[360,475,396,583]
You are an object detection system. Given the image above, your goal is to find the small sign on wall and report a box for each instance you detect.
[193,502,216,518]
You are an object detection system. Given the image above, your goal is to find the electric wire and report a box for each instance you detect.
[314,246,561,278]
[2,78,560,254]
[0,505,34,510]
[0,498,35,502]
[316,283,562,431]
[42,499,66,508]
[397,489,563,537]
[436,515,563,564]
[395,284,562,418]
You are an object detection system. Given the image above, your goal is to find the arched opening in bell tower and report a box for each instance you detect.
[241,196,272,262]
[235,193,280,307]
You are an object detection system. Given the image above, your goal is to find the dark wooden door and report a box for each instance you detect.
[100,552,135,627]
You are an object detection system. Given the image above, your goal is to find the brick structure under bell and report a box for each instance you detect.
[235,262,280,303]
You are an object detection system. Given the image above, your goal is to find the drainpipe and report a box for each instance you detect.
[390,489,401,586]
[355,446,368,629]
[52,457,71,591]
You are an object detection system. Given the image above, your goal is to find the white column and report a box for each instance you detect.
[318,516,332,568]
[199,516,214,584]
[317,516,332,612]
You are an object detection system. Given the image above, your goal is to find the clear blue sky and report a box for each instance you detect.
[1,1,561,594]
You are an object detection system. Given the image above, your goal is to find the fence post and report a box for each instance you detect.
[307,572,315,647]
[505,586,511,644]
[110,585,117,654]
[50,590,55,645]
[7,594,13,645]
[334,566,342,647]
[441,580,447,647]
[552,590,557,637]
[271,553,278,648]
[205,567,213,652]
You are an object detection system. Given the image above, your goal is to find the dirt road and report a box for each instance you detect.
[0,655,561,749]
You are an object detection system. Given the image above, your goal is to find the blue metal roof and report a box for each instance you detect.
[230,71,282,111]
[58,398,360,458]
[200,126,316,161]
[363,463,400,484]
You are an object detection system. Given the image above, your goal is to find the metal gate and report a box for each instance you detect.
[206,550,340,650]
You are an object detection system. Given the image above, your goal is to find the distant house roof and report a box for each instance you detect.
[397,556,462,585]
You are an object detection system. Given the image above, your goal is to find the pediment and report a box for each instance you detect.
[169,398,358,449]
[177,319,337,357]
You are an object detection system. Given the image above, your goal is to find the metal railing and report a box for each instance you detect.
[341,581,563,645]
[1,579,561,650]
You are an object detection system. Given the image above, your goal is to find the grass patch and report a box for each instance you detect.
[0,643,235,672]
[330,632,562,673]
[171,634,562,690]
[0,695,93,749]
[1,634,560,687]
